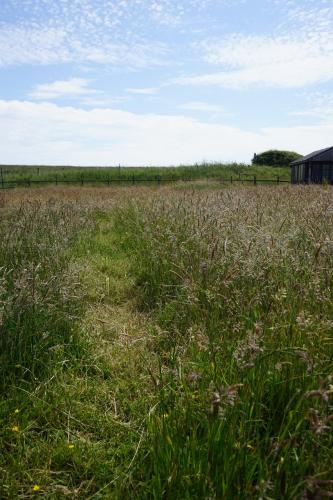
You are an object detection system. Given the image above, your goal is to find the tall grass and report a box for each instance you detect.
[0,188,152,499]
[1,185,332,498]
[116,186,333,498]
[0,198,91,387]
[0,163,290,184]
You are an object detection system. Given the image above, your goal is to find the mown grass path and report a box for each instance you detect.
[71,212,158,498]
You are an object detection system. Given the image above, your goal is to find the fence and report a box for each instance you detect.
[0,174,290,189]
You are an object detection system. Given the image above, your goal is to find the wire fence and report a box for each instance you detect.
[0,174,290,189]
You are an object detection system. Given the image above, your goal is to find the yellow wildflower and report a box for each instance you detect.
[14,409,20,414]
[32,485,40,492]
[68,443,75,449]
[11,425,19,432]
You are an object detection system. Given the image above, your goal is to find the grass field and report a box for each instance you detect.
[0,163,290,185]
[0,184,332,498]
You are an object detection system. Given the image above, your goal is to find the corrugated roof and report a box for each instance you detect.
[291,146,333,165]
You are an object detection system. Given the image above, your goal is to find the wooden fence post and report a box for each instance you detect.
[81,174,84,186]
[0,167,4,189]
[230,176,233,184]
[253,175,257,186]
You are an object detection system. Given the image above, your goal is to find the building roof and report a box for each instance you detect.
[291,146,333,166]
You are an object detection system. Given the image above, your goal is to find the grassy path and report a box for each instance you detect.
[74,213,158,497]
[1,212,156,498]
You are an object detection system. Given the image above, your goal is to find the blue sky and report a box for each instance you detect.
[1,0,333,165]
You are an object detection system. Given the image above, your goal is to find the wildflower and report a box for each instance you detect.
[32,485,40,492]
[187,371,201,384]
[296,312,311,329]
[14,408,20,414]
[307,409,332,435]
[305,379,333,403]
[233,324,263,368]
[67,443,75,449]
[211,384,243,417]
[304,477,333,499]
[295,349,314,374]
[11,425,19,432]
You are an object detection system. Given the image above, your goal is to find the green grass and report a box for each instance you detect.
[1,185,332,499]
[0,199,90,386]
[0,198,157,498]
[114,185,333,498]
[0,162,290,185]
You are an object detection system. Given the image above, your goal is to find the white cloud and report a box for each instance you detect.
[126,87,159,95]
[30,78,96,100]
[0,22,169,69]
[179,101,225,113]
[0,0,236,70]
[149,1,183,26]
[0,99,332,166]
[174,32,333,88]
[173,2,333,89]
[0,27,70,66]
[80,43,169,68]
[78,96,130,107]
[30,78,131,107]
[290,91,333,121]
[0,0,170,69]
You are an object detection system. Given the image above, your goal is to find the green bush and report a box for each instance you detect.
[252,150,302,167]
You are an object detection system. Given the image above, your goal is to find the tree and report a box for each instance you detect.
[252,150,302,167]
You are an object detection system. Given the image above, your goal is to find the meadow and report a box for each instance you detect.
[0,183,332,499]
[0,163,290,186]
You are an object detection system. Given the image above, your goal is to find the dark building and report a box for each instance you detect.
[291,146,333,184]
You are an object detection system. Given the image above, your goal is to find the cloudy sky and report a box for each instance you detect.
[1,0,333,165]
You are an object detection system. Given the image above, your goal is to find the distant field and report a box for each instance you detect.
[0,163,290,185]
[1,184,332,499]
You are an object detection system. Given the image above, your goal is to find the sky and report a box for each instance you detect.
[1,0,333,166]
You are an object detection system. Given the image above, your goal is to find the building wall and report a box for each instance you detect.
[292,162,333,183]
[310,162,333,183]
[292,163,305,183]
